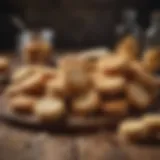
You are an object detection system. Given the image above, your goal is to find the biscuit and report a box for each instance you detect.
[126,82,151,110]
[9,95,37,113]
[102,99,128,116]
[118,119,146,142]
[0,56,9,72]
[34,97,65,121]
[72,90,100,115]
[94,74,125,94]
[46,72,67,97]
[143,114,160,135]
[11,65,35,83]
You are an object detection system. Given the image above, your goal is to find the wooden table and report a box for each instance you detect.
[0,121,160,160]
[0,54,160,160]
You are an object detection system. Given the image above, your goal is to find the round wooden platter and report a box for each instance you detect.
[0,96,126,131]
[1,93,160,131]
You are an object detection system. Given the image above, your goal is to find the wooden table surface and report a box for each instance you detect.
[0,54,160,160]
[0,121,160,160]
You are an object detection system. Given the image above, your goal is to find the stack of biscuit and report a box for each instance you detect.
[118,114,160,142]
[3,36,160,125]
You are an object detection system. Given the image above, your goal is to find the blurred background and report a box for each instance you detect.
[0,0,159,50]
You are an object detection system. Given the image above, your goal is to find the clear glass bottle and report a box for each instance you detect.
[116,9,143,45]
[145,11,160,48]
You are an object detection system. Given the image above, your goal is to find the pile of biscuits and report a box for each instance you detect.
[3,36,160,125]
[118,114,160,142]
[0,56,10,83]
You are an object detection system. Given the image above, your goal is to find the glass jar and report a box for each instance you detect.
[115,9,143,47]
[17,29,55,64]
[145,11,160,49]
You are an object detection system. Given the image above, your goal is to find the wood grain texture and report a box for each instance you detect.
[0,121,160,160]
[40,136,74,160]
[75,132,114,160]
[0,122,42,160]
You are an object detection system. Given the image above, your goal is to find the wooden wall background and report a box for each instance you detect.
[0,0,159,49]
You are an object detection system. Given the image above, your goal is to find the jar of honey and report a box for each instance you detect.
[17,29,55,64]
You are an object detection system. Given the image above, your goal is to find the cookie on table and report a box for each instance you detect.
[128,61,160,92]
[118,119,146,142]
[11,65,35,83]
[8,72,48,96]
[97,54,128,75]
[79,48,110,72]
[143,114,160,135]
[46,71,67,97]
[93,73,126,95]
[0,56,10,83]
[142,47,160,73]
[0,56,9,72]
[115,35,140,60]
[34,97,65,122]
[9,94,37,113]
[72,90,100,115]
[102,99,128,116]
[126,82,152,110]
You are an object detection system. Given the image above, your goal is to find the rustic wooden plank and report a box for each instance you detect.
[74,131,130,160]
[0,122,74,160]
[0,121,160,160]
[121,144,160,160]
[40,135,74,160]
[0,122,45,160]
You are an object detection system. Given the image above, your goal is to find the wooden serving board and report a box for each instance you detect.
[0,55,159,131]
[0,95,127,131]
[1,94,160,131]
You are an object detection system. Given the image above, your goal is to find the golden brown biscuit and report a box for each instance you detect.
[97,54,128,75]
[34,97,65,121]
[142,48,160,73]
[118,119,146,142]
[80,48,110,59]
[143,114,160,135]
[79,48,110,72]
[4,85,22,97]
[66,71,91,94]
[72,90,100,115]
[93,73,125,94]
[102,99,128,116]
[33,65,56,80]
[60,58,91,94]
[7,67,56,97]
[11,65,35,83]
[128,61,160,92]
[115,35,139,60]
[9,95,37,113]
[8,72,48,96]
[57,54,80,69]
[0,56,9,72]
[19,72,48,95]
[126,82,151,109]
[46,71,67,97]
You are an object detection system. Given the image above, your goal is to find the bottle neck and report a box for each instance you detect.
[122,10,137,25]
[151,20,160,27]
[122,18,137,27]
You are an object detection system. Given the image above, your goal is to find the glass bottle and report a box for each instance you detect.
[145,11,160,48]
[115,9,143,46]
